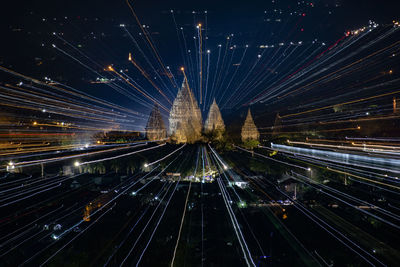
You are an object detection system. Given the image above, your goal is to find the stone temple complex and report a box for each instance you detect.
[204,99,225,140]
[145,79,230,144]
[145,104,167,141]
[168,78,203,143]
[241,108,259,142]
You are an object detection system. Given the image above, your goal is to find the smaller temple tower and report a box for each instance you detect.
[204,99,225,140]
[145,104,167,141]
[241,108,259,142]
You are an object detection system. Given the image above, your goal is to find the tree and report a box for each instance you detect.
[242,139,260,149]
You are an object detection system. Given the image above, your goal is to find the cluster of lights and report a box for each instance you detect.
[347,21,379,36]
[394,21,400,28]
[259,41,303,49]
[6,161,15,171]
[56,121,68,127]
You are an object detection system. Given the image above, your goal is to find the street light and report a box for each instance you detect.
[7,162,15,171]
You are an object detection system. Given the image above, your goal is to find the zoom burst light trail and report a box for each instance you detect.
[271,143,400,174]
[1,2,400,267]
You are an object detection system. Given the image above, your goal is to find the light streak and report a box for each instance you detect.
[128,53,172,105]
[216,177,256,267]
[207,44,222,108]
[281,88,400,119]
[4,142,149,170]
[170,180,191,267]
[235,145,309,171]
[79,143,165,165]
[203,49,211,111]
[291,172,400,228]
[122,26,175,99]
[170,148,201,266]
[287,140,400,155]
[262,126,361,134]
[39,203,116,266]
[219,45,248,109]
[198,23,203,104]
[107,66,169,112]
[145,144,186,167]
[275,187,385,266]
[119,181,176,266]
[125,0,177,88]
[271,143,400,174]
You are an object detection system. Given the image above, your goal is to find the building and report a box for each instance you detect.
[145,104,167,141]
[204,99,225,140]
[169,78,203,143]
[241,108,259,142]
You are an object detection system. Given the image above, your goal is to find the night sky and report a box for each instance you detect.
[2,2,400,266]
[0,0,399,129]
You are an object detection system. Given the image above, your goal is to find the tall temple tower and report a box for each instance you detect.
[241,108,259,142]
[168,78,203,143]
[145,104,167,141]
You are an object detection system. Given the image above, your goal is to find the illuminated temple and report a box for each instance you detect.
[204,99,225,140]
[145,104,167,141]
[241,108,259,142]
[168,78,203,143]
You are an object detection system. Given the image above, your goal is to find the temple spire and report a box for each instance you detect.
[204,99,225,140]
[241,108,259,142]
[168,78,203,143]
[145,104,167,141]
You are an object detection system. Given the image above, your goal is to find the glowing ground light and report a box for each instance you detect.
[74,161,80,167]
[238,201,247,208]
[6,162,15,171]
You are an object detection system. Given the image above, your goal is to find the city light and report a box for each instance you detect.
[0,2,398,266]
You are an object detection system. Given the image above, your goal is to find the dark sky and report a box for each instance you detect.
[0,0,399,128]
[2,0,398,69]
